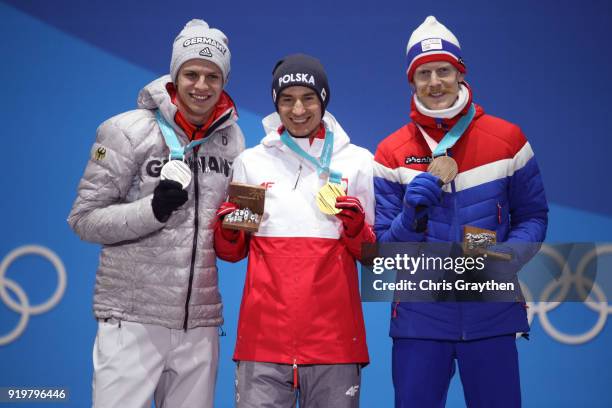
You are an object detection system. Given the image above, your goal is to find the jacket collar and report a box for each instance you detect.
[137,75,237,141]
[260,111,351,154]
[409,82,484,141]
[166,83,237,141]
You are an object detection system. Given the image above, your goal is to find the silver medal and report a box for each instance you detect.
[160,160,192,189]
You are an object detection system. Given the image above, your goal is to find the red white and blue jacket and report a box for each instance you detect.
[216,112,375,365]
[374,87,548,340]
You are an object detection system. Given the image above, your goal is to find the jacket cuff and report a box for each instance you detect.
[390,210,425,242]
[342,222,376,260]
[214,220,248,262]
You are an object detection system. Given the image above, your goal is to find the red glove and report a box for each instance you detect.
[335,196,365,238]
[217,201,238,219]
[215,202,240,241]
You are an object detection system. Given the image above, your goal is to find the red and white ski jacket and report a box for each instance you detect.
[216,112,375,365]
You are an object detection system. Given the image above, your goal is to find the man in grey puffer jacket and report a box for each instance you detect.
[68,19,244,408]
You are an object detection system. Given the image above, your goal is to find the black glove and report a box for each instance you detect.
[152,180,188,222]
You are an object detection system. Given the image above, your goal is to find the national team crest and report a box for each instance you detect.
[93,146,106,161]
[341,177,349,193]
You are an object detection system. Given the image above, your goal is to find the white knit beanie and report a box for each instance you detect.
[170,19,231,84]
[406,16,465,81]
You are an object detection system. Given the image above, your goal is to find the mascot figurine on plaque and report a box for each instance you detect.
[221,182,265,232]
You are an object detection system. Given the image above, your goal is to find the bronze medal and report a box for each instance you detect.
[316,182,345,215]
[427,156,458,185]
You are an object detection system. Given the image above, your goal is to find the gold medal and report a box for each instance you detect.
[316,182,345,215]
[427,156,458,185]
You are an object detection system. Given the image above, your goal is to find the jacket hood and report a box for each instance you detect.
[260,111,351,154]
[137,75,175,114]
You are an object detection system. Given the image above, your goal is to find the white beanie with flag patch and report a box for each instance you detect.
[170,19,231,84]
[406,16,466,81]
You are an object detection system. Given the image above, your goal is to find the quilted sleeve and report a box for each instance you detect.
[500,129,549,267]
[67,119,165,244]
[373,146,425,243]
[506,134,548,244]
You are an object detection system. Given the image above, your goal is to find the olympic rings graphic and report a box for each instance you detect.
[519,244,611,345]
[0,245,67,346]
[1,243,610,346]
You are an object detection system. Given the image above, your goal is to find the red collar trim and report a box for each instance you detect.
[165,82,236,141]
[277,123,326,145]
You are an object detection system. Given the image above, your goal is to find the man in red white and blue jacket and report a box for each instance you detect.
[374,16,548,408]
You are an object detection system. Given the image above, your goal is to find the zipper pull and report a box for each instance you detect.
[293,164,302,190]
[497,203,502,224]
[293,359,298,389]
[392,302,399,318]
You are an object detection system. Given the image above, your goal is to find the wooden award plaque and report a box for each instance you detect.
[222,182,266,233]
[462,225,512,261]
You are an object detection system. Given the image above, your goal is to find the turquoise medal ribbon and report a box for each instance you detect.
[431,103,476,157]
[280,127,342,184]
[156,110,208,160]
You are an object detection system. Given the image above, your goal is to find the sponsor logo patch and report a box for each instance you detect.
[341,177,349,193]
[421,38,443,52]
[199,47,213,57]
[345,385,360,397]
[405,155,433,165]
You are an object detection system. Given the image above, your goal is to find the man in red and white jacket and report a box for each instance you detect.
[215,54,375,407]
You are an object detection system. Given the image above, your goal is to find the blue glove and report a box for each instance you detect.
[404,172,442,207]
[401,172,442,232]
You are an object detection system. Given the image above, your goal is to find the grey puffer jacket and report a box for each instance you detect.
[68,75,245,329]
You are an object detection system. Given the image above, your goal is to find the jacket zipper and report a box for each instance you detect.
[392,301,399,318]
[450,179,459,241]
[180,113,232,330]
[459,302,465,340]
[497,202,502,224]
[293,163,303,190]
[449,178,466,340]
[183,148,200,331]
